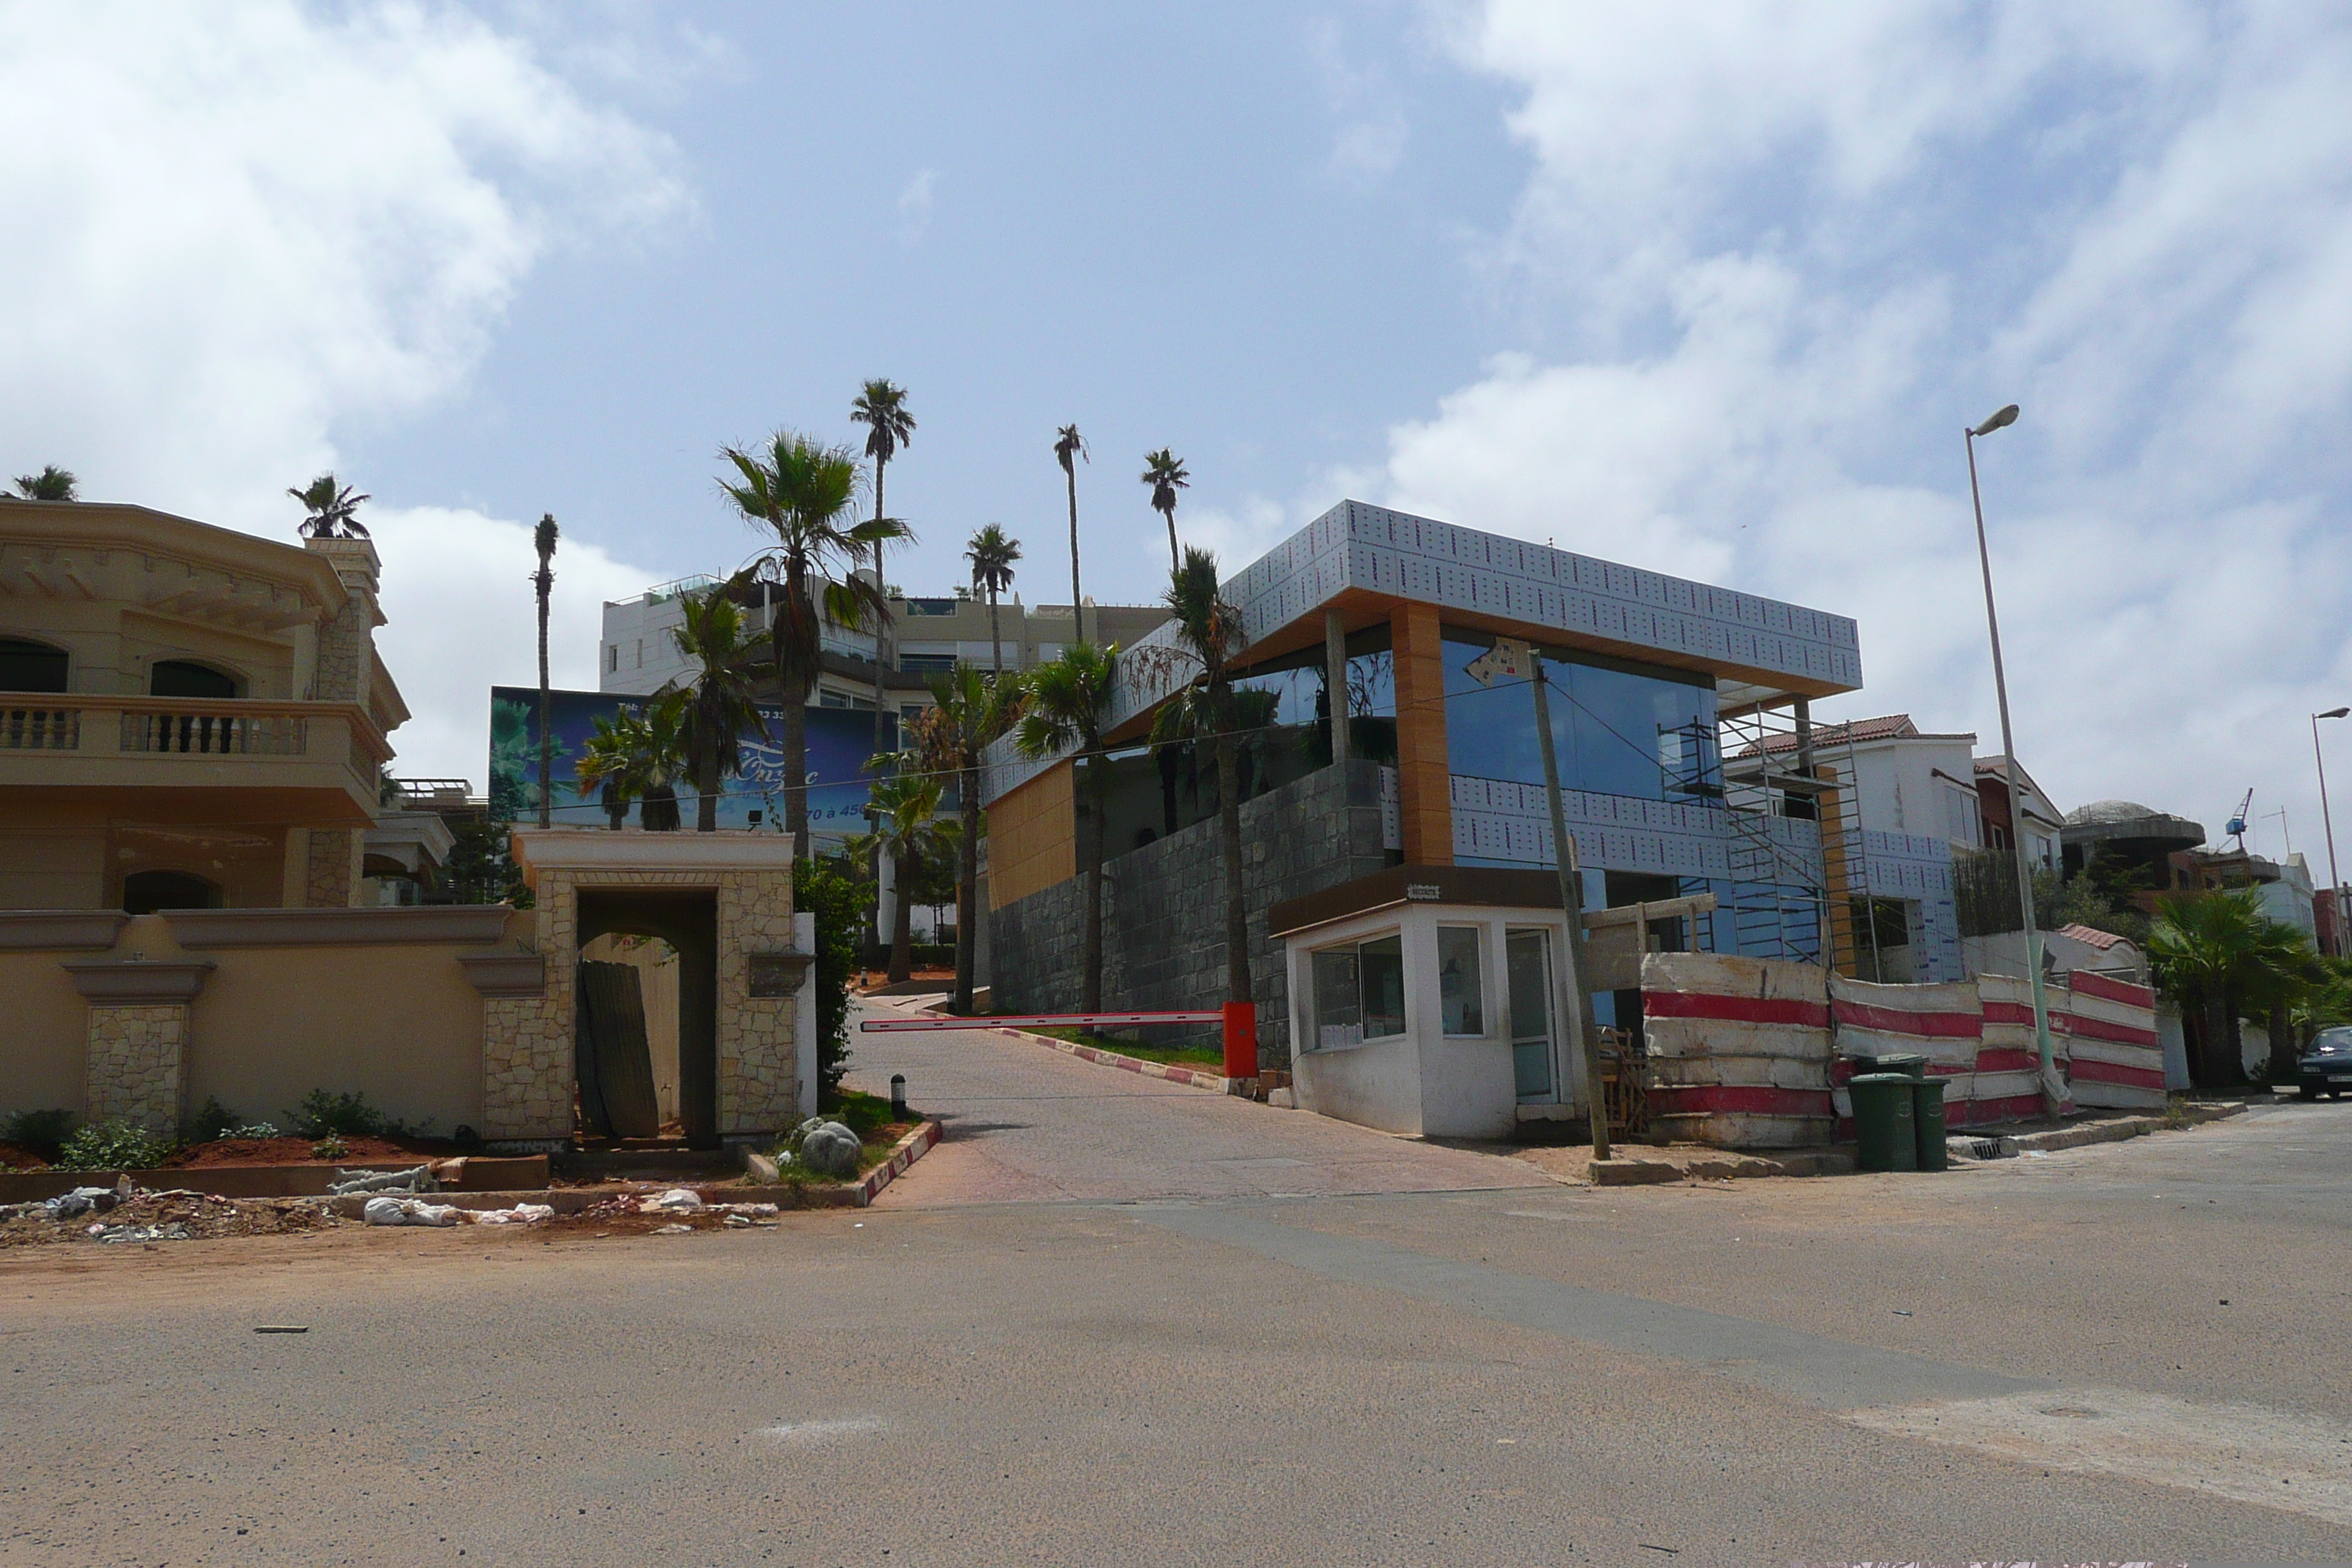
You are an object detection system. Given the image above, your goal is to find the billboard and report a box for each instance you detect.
[487,685,899,837]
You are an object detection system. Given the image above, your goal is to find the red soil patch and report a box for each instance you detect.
[165,1135,436,1169]
[0,1142,52,1171]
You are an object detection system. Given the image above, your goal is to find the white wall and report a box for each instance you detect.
[1823,734,1981,851]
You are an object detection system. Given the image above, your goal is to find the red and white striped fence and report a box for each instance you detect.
[1642,952,1836,1149]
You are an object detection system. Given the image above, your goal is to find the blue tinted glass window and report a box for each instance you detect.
[1441,633,1717,802]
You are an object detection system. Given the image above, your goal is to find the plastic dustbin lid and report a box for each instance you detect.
[1869,1053,1929,1077]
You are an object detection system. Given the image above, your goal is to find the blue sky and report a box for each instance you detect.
[6,1,2352,872]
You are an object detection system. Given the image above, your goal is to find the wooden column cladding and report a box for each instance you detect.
[1389,602,1452,865]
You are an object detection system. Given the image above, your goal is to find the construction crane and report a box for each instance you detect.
[2225,788,2254,852]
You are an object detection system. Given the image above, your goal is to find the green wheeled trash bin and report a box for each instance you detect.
[1912,1076,1948,1171]
[1849,1073,1918,1172]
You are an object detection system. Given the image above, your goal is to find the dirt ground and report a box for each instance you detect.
[0,1189,342,1248]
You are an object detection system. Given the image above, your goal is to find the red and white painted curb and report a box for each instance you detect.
[853,1120,942,1206]
[912,1009,1243,1095]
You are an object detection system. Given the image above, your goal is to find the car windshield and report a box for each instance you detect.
[2314,1028,2352,1053]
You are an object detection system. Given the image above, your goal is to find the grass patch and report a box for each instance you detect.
[818,1088,923,1174]
[995,1022,1224,1066]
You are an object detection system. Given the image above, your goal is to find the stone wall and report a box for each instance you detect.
[990,759,1394,1065]
[480,994,569,1142]
[717,868,798,1134]
[302,826,362,909]
[83,1004,188,1133]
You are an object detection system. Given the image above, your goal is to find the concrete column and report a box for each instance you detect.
[1389,603,1452,865]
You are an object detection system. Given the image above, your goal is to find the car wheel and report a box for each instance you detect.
[2299,1085,2320,1100]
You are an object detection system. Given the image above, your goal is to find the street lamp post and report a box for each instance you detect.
[1964,403,2062,1116]
[2314,707,2349,957]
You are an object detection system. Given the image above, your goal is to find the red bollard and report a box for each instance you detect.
[1221,1000,1258,1082]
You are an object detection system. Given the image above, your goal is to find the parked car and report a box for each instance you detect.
[2299,1026,2352,1100]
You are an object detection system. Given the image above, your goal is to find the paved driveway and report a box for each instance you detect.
[843,995,1553,1206]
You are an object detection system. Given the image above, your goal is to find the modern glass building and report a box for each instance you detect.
[981,500,1864,1110]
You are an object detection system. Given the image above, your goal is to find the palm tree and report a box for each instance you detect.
[576,705,685,831]
[965,524,1022,680]
[1017,643,1120,1019]
[1153,547,1251,1009]
[2147,890,2323,1088]
[1141,448,1188,572]
[849,380,916,746]
[289,473,372,539]
[1054,425,1088,641]
[531,513,558,829]
[719,432,906,859]
[660,584,774,832]
[10,465,76,501]
[920,665,1028,1012]
[849,755,952,984]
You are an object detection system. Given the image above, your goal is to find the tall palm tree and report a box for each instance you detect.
[289,473,372,539]
[849,755,952,984]
[920,664,1028,1012]
[10,465,77,501]
[1153,548,1251,1008]
[965,524,1022,681]
[849,380,916,745]
[1141,448,1188,572]
[1017,643,1120,1019]
[2147,889,2323,1088]
[660,584,774,832]
[531,513,558,829]
[1054,425,1088,641]
[576,705,685,831]
[719,432,906,859]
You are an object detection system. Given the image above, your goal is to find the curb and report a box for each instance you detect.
[1952,1101,2247,1160]
[1588,1147,1857,1186]
[960,1019,1243,1096]
[852,1120,941,1205]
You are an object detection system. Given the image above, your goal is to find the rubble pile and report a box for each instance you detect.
[0,1184,342,1248]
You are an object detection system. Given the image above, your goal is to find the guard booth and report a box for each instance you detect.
[1271,865,1711,1140]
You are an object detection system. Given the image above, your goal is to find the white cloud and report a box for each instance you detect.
[1311,18,1409,189]
[1362,0,2352,848]
[897,168,938,243]
[0,1,679,780]
[371,507,657,783]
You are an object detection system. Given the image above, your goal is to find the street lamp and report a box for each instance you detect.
[1964,403,2062,1115]
[2314,707,2349,957]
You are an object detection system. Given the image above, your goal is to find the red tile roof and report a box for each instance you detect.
[2058,923,2131,951]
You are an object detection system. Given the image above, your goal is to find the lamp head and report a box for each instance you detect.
[2323,707,2351,720]
[1971,404,2020,437]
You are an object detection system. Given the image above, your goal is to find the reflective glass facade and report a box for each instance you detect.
[1441,631,1719,802]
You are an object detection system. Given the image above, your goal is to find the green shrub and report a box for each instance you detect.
[56,1117,176,1172]
[282,1088,420,1139]
[2,1108,77,1161]
[796,853,869,1101]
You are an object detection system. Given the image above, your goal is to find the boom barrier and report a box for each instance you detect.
[860,1000,1261,1079]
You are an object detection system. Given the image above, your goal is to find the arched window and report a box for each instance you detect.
[122,870,222,914]
[0,637,69,693]
[150,660,241,699]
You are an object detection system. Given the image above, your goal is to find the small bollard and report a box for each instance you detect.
[890,1074,907,1121]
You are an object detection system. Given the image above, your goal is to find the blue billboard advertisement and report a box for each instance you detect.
[487,685,896,838]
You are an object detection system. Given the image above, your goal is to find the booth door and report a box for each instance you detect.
[1506,929,1557,1101]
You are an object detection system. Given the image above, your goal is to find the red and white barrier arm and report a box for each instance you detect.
[860,1011,1224,1033]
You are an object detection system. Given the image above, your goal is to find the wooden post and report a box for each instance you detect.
[1528,662,1609,1160]
[1390,603,1452,865]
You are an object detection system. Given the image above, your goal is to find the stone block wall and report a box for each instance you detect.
[717,868,798,1135]
[303,826,363,909]
[84,1004,188,1133]
[480,994,570,1142]
[990,759,1395,1065]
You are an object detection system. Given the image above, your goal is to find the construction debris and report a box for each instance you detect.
[0,1188,341,1247]
[361,1196,463,1226]
[328,1165,440,1196]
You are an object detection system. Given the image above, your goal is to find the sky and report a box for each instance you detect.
[4,1,2351,870]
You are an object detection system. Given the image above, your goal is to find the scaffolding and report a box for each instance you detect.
[1714,698,1872,979]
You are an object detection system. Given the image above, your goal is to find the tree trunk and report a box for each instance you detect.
[1214,721,1249,1006]
[2269,1001,2298,1086]
[889,845,913,983]
[602,780,625,831]
[1080,747,1104,1022]
[987,590,1002,682]
[642,783,679,832]
[1067,470,1084,646]
[954,761,980,1014]
[870,460,891,954]
[780,685,810,861]
[694,711,719,832]
[2201,990,2233,1088]
[1164,513,1178,573]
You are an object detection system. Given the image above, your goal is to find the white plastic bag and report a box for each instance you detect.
[641,1188,704,1213]
[472,1202,554,1226]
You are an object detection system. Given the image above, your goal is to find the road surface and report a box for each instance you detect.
[4,1015,2349,1565]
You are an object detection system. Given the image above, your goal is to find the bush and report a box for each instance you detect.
[796,853,870,1101]
[2,1108,77,1161]
[282,1088,418,1139]
[56,1117,176,1172]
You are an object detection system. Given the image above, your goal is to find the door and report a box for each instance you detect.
[1507,929,1556,1101]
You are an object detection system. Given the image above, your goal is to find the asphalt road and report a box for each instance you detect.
[6,1039,2352,1564]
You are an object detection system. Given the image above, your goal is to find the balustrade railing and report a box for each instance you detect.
[121,708,307,755]
[1,705,78,750]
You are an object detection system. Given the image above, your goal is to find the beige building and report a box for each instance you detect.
[0,500,421,912]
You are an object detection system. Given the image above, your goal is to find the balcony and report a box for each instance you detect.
[0,693,391,824]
